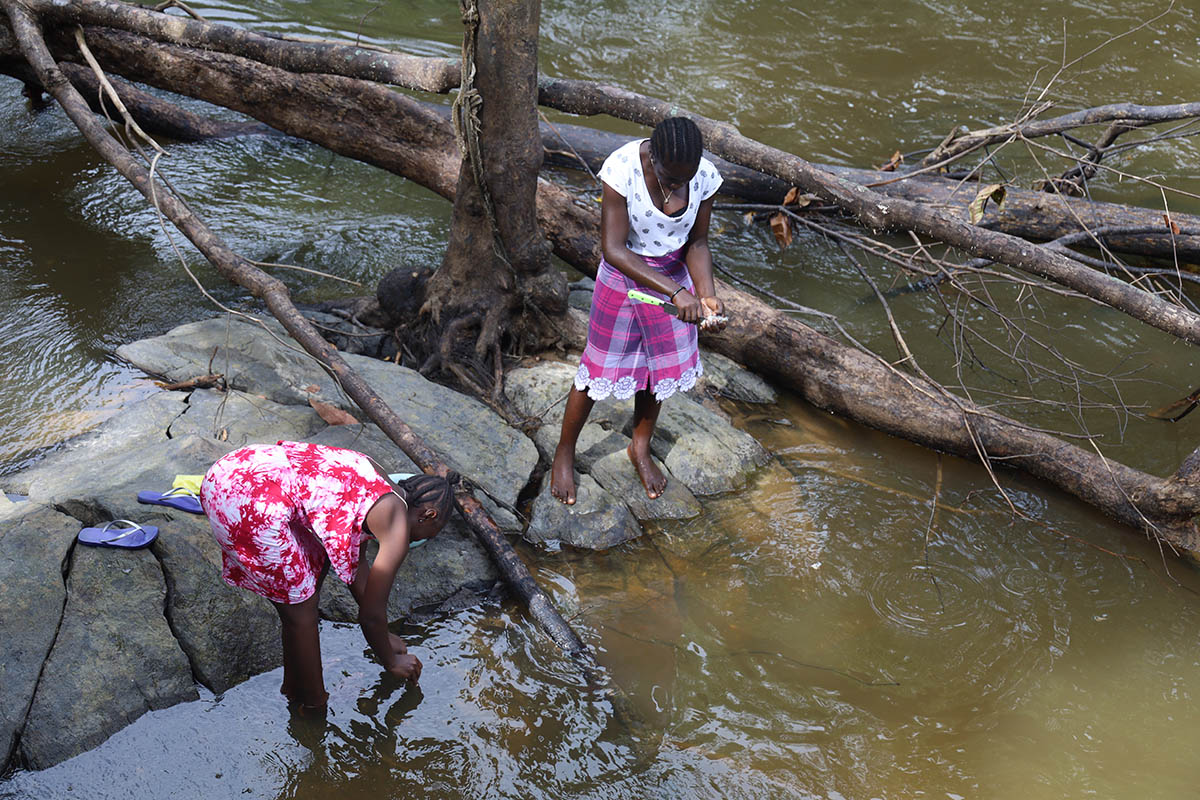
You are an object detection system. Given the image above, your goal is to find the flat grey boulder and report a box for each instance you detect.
[527,473,641,549]
[307,423,519,531]
[9,389,322,504]
[168,387,326,447]
[117,315,538,521]
[0,504,76,771]
[19,537,198,770]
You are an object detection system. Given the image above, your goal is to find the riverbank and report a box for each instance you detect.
[0,310,778,773]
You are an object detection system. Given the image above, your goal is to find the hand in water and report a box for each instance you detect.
[388,653,422,683]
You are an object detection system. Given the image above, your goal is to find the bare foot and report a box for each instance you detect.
[627,443,667,499]
[550,444,577,505]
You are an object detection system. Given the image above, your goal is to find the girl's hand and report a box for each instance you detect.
[389,632,408,655]
[699,296,726,332]
[674,289,702,324]
[388,653,423,683]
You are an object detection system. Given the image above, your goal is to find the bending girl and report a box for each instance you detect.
[200,440,456,713]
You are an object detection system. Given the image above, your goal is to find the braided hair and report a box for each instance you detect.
[398,470,459,521]
[649,117,703,169]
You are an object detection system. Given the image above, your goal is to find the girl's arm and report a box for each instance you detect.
[684,197,725,324]
[601,183,703,323]
[352,495,422,681]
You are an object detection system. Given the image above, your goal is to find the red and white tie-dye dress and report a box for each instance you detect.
[199,441,396,604]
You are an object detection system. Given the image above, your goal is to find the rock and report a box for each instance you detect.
[527,473,641,549]
[697,350,777,404]
[8,389,321,504]
[589,448,701,520]
[0,491,17,520]
[0,505,76,773]
[19,537,197,770]
[307,423,520,531]
[318,517,500,623]
[568,288,593,312]
[652,399,772,495]
[40,434,233,524]
[116,316,339,407]
[300,310,395,360]
[168,387,326,447]
[151,512,283,695]
[8,392,187,499]
[345,357,538,517]
[505,360,770,497]
[307,422,422,474]
[117,315,539,522]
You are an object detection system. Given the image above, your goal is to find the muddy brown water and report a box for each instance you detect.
[2,1,1200,797]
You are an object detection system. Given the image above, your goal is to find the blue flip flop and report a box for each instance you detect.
[137,486,203,514]
[77,520,159,549]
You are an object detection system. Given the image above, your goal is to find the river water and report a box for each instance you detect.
[2,1,1200,797]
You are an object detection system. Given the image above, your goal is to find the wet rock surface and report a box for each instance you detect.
[0,313,778,772]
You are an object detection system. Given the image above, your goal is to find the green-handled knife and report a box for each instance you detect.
[627,288,680,316]
[627,289,730,328]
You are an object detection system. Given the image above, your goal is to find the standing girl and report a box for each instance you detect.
[200,440,457,713]
[551,117,725,505]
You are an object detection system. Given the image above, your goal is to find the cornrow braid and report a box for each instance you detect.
[649,117,703,168]
[398,470,459,520]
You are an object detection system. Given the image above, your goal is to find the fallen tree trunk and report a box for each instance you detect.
[0,0,603,684]
[536,78,1200,347]
[536,118,1200,263]
[7,11,1200,557]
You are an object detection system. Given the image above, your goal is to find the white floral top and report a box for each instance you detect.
[598,139,723,257]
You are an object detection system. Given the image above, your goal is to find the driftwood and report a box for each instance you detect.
[5,4,1200,559]
[0,0,602,684]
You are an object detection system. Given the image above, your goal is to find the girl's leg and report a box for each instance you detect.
[628,389,667,499]
[551,386,595,505]
[274,562,330,713]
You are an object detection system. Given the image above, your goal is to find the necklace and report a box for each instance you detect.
[651,159,671,207]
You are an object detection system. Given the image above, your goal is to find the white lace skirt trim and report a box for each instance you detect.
[574,361,703,402]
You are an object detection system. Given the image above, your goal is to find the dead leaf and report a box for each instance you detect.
[304,385,320,393]
[968,183,1007,225]
[781,187,816,208]
[878,150,903,172]
[309,398,359,425]
[770,212,793,248]
[1164,214,1182,235]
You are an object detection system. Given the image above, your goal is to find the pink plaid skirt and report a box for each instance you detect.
[576,249,702,401]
